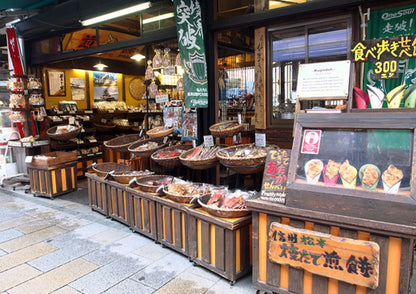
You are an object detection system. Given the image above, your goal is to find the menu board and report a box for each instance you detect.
[260,148,291,204]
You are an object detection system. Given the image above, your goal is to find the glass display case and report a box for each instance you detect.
[286,112,416,226]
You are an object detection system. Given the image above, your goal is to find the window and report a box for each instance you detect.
[269,17,351,125]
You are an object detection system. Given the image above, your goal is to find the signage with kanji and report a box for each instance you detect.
[260,148,290,204]
[268,223,380,289]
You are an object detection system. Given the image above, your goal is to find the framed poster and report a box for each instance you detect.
[47,70,66,96]
[70,78,85,101]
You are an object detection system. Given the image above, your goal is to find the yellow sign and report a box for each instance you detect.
[268,223,380,289]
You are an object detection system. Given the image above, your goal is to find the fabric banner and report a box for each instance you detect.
[6,28,24,75]
[364,4,416,100]
[173,0,208,108]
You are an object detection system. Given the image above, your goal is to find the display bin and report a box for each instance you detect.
[154,196,195,256]
[246,112,416,294]
[187,207,252,284]
[247,199,416,294]
[106,180,130,226]
[126,186,158,241]
[86,172,109,216]
[26,152,77,199]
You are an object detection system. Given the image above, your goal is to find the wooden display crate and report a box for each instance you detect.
[247,199,416,294]
[154,196,195,256]
[86,172,108,216]
[127,186,158,241]
[27,160,77,199]
[187,207,252,284]
[106,180,130,226]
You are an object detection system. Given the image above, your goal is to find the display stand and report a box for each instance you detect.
[187,207,252,285]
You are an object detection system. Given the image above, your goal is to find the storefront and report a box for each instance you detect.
[1,0,416,292]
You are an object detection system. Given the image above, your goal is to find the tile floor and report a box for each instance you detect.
[0,181,254,294]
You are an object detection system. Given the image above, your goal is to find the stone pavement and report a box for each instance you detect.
[0,180,254,294]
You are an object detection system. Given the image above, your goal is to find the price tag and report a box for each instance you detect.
[101,118,107,124]
[156,94,169,104]
[89,139,97,143]
[203,135,214,147]
[255,133,266,147]
[108,110,114,113]
[192,139,196,148]
[25,156,33,163]
[84,110,93,114]
[163,136,169,144]
[238,113,242,124]
[69,117,75,125]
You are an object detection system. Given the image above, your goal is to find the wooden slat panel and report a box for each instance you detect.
[117,189,124,218]
[239,224,250,273]
[143,198,150,232]
[188,215,197,259]
[96,182,103,208]
[65,166,72,190]
[288,219,304,294]
[40,170,47,194]
[337,228,358,294]
[312,223,330,294]
[225,228,236,280]
[55,169,62,194]
[399,238,414,294]
[215,226,225,271]
[201,220,211,263]
[367,234,389,294]
[164,206,172,243]
[266,214,281,286]
[173,210,182,248]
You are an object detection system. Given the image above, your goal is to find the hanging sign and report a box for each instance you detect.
[6,28,24,75]
[260,148,290,204]
[174,0,208,108]
[269,222,380,289]
[301,130,322,154]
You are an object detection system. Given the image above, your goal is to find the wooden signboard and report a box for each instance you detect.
[268,223,380,289]
[260,148,290,204]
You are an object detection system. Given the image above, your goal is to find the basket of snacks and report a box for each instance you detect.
[179,145,220,170]
[162,180,211,203]
[109,170,154,184]
[146,126,174,139]
[47,125,81,141]
[89,162,131,177]
[197,189,252,218]
[93,121,116,133]
[151,144,193,169]
[133,174,175,195]
[209,120,243,137]
[128,139,168,158]
[216,144,267,173]
[104,134,143,153]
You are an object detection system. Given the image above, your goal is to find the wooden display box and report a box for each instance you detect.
[106,180,130,226]
[154,196,195,256]
[27,160,77,199]
[86,172,108,216]
[247,199,416,294]
[30,151,77,167]
[127,187,158,241]
[187,207,252,284]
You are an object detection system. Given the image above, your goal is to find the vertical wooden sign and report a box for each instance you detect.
[254,27,266,130]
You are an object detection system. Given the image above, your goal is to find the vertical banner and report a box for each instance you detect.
[6,28,25,75]
[173,0,208,108]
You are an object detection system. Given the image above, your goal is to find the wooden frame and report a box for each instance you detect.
[286,112,416,226]
[47,70,66,96]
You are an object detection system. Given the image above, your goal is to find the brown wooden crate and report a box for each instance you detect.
[128,188,157,241]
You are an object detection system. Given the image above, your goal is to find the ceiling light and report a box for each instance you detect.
[93,63,108,71]
[130,53,145,61]
[143,12,174,24]
[81,2,151,26]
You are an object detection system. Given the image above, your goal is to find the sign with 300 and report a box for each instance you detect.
[373,60,398,79]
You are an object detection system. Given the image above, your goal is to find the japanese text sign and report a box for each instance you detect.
[174,0,208,108]
[268,223,380,289]
[260,148,290,204]
[301,130,321,154]
[352,35,416,63]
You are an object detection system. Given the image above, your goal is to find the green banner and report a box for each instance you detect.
[364,4,416,100]
[174,0,208,108]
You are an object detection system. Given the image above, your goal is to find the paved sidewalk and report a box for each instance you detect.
[0,181,254,294]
